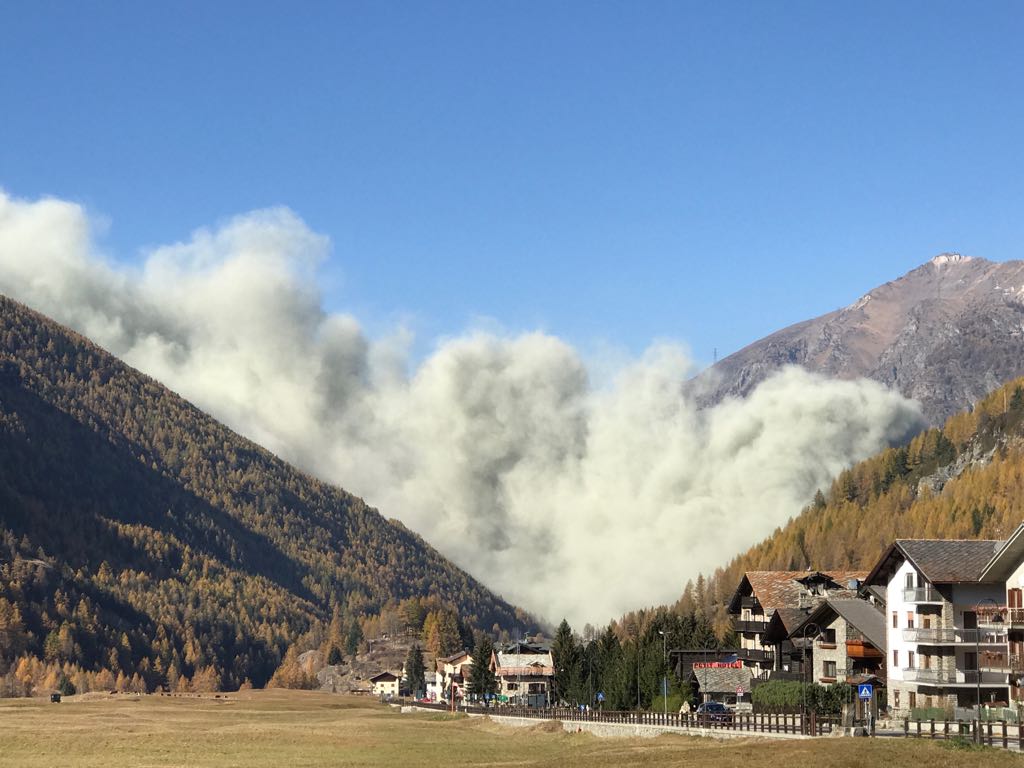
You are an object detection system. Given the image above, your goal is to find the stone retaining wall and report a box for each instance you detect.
[400,706,812,741]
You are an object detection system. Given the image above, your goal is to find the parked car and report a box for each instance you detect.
[694,701,733,722]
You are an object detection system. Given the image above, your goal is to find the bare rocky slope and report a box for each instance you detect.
[692,254,1024,426]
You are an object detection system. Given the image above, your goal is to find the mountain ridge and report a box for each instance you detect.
[694,254,1024,425]
[0,294,531,692]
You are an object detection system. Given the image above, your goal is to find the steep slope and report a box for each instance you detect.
[687,374,1024,629]
[693,254,1024,425]
[0,296,530,691]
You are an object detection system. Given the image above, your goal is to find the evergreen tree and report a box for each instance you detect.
[467,635,497,706]
[404,644,426,698]
[550,618,579,705]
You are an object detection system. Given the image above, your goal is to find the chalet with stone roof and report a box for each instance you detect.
[728,569,866,678]
[788,599,886,686]
[490,648,554,707]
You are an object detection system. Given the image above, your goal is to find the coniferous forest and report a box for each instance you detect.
[0,296,531,695]
[681,374,1024,632]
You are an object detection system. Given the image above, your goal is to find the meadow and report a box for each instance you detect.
[0,690,1017,768]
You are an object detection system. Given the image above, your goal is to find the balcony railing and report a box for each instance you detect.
[977,606,1024,627]
[733,620,768,634]
[901,627,1006,644]
[901,668,1009,685]
[902,668,956,684]
[903,627,954,643]
[962,670,1012,685]
[735,648,773,662]
[904,587,943,603]
[979,652,1024,672]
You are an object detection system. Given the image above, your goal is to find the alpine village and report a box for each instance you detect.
[10,257,1024,753]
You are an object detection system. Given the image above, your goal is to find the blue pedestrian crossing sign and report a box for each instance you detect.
[857,684,873,700]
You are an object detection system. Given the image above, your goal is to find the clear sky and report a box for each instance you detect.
[2,1,1023,366]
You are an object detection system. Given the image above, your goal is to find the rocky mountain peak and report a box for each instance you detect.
[693,255,1024,426]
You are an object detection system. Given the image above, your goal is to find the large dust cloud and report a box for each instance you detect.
[0,191,924,625]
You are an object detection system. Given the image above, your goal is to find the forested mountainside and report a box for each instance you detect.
[0,296,530,693]
[683,374,1024,633]
[692,255,1024,426]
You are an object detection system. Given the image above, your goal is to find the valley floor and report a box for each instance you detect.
[0,690,1017,768]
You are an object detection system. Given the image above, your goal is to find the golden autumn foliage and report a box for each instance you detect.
[0,296,531,695]
[686,375,1024,630]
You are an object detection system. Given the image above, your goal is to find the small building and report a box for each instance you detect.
[369,671,401,698]
[432,651,472,701]
[689,661,754,708]
[491,648,554,707]
[790,599,887,685]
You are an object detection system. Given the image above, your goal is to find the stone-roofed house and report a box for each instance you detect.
[864,537,1008,715]
[728,570,867,678]
[690,661,755,708]
[490,647,554,707]
[789,599,886,687]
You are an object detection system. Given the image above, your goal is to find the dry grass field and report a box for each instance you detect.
[0,690,1018,768]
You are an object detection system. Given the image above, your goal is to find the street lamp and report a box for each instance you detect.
[658,630,668,717]
[974,597,1004,741]
[799,622,821,734]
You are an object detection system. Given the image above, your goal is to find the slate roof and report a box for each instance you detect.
[741,571,807,613]
[897,539,1002,582]
[795,599,886,652]
[735,570,869,614]
[493,651,554,677]
[691,665,754,694]
[774,607,810,633]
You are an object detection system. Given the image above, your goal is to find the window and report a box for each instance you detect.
[893,650,899,668]
[925,695,933,708]
[909,692,917,709]
[1010,588,1023,609]
[894,690,900,708]
[906,571,915,589]
[822,628,836,644]
[892,611,898,629]
[907,612,915,629]
[823,661,837,678]
[965,651,978,671]
[908,651,915,669]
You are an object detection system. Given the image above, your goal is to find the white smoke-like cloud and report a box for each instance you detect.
[0,190,925,625]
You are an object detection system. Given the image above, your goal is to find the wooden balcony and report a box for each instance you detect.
[734,619,768,634]
[846,639,883,659]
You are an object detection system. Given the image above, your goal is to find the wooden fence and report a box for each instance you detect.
[903,717,1021,750]
[407,700,835,736]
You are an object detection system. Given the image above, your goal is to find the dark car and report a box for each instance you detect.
[694,701,733,722]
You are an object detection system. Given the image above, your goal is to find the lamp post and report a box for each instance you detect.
[658,630,668,717]
[630,622,641,711]
[974,597,1004,742]
[799,622,820,735]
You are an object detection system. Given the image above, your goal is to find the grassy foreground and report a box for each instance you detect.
[0,690,1017,768]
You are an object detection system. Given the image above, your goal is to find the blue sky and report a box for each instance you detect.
[2,1,1023,366]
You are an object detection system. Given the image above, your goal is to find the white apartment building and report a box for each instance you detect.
[865,538,1008,714]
